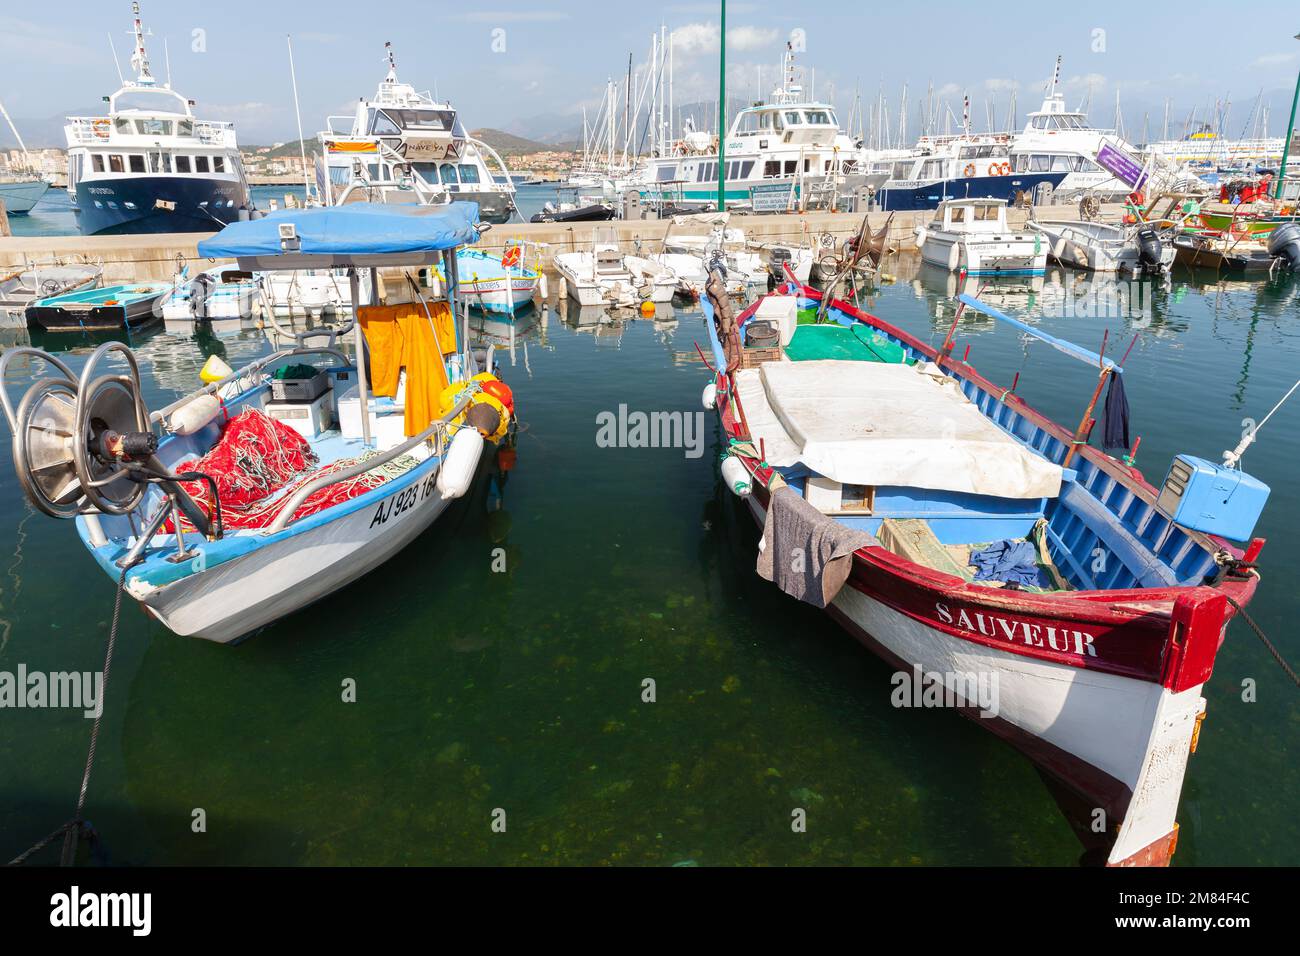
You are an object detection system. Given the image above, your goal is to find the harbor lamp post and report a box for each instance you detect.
[1275,32,1300,200]
[717,0,726,211]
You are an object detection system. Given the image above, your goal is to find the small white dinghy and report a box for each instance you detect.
[0,202,517,644]
[1029,219,1175,275]
[915,198,1047,276]
[160,264,261,329]
[554,226,677,307]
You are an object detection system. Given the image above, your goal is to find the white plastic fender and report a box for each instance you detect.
[436,427,485,500]
[701,382,717,410]
[720,455,752,497]
[169,393,223,436]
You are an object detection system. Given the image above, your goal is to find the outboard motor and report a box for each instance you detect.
[1135,226,1164,272]
[766,247,792,292]
[1267,222,1300,271]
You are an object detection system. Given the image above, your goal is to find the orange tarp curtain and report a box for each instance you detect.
[357,302,456,438]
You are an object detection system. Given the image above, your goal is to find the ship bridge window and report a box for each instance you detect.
[128,155,145,173]
[784,111,803,125]
[214,156,226,173]
[92,154,105,173]
[148,152,172,173]
[195,156,210,173]
[440,163,459,184]
[804,110,831,125]
[114,118,133,135]
[1031,115,1050,130]
[176,155,191,173]
[656,163,678,182]
[973,204,1000,221]
[368,110,402,136]
[138,118,173,136]
[759,112,773,130]
[735,112,761,134]
[783,160,797,175]
[763,159,780,177]
[457,164,480,184]
[178,119,194,137]
[401,110,454,131]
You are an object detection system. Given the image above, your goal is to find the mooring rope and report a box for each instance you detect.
[1224,595,1300,688]
[6,569,126,867]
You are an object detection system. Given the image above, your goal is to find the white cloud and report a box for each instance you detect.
[671,22,780,57]
[1252,51,1300,69]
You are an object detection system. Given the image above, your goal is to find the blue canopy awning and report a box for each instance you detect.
[197,201,481,269]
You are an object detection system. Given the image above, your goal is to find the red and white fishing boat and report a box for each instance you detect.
[699,270,1272,866]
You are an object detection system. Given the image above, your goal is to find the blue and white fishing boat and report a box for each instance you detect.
[450,243,543,314]
[0,202,518,644]
[26,282,171,332]
[63,4,251,235]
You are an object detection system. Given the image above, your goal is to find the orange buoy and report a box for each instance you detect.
[639,300,655,317]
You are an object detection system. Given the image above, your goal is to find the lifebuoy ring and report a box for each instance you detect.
[1002,162,1013,175]
[964,163,976,178]
[501,245,521,268]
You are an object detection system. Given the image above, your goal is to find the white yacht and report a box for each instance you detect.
[317,44,516,223]
[64,3,250,235]
[1008,58,1195,199]
[612,44,871,212]
[915,198,1047,276]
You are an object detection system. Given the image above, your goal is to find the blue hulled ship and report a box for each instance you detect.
[63,3,251,236]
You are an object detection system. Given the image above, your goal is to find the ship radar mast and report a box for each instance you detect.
[129,1,156,87]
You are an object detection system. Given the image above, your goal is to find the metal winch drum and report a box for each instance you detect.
[1,343,214,539]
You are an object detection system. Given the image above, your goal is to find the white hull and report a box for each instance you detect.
[554,252,677,307]
[1033,222,1176,274]
[745,492,1204,866]
[918,232,1047,275]
[130,457,458,644]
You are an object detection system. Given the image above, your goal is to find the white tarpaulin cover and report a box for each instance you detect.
[736,360,1063,500]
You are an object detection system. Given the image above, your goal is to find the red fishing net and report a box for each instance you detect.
[167,407,415,532]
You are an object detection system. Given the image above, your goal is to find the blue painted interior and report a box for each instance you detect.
[781,294,1222,591]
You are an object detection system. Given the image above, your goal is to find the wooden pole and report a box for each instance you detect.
[0,198,10,238]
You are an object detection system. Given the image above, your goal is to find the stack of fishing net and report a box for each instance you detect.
[168,409,419,532]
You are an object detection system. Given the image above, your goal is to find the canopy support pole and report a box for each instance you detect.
[350,267,372,447]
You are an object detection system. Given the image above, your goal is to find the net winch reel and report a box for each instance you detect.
[1,343,222,566]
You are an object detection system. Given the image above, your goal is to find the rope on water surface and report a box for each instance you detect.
[1224,595,1300,689]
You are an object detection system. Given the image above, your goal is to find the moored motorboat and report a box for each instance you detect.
[916,198,1047,275]
[698,269,1272,866]
[0,201,518,644]
[26,282,170,332]
[1030,219,1175,275]
[554,227,677,307]
[0,262,103,327]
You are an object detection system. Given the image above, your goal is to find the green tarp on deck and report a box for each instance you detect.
[784,324,910,364]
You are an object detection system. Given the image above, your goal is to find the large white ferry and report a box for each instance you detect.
[64,3,250,236]
[316,44,517,223]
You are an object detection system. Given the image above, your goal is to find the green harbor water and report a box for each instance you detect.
[0,258,1297,866]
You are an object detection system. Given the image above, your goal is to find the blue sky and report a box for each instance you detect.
[2,2,1298,144]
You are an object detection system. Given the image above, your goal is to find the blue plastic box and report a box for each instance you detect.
[1155,455,1270,542]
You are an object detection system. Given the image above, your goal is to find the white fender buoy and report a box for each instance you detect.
[720,455,752,497]
[701,382,717,410]
[436,427,485,500]
[169,393,223,436]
